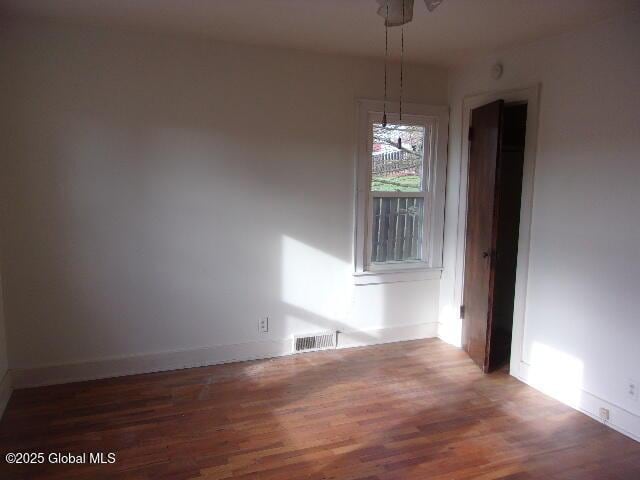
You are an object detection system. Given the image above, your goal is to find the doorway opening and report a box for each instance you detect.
[461,100,528,373]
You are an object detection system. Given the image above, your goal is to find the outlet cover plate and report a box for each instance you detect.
[599,407,610,421]
[628,379,638,401]
[259,317,269,333]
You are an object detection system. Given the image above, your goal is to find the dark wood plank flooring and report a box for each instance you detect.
[1,339,639,479]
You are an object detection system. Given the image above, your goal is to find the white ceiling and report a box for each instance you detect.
[3,0,639,66]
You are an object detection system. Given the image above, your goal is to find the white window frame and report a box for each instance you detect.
[354,99,448,285]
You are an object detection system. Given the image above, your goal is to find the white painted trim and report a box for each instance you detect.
[12,340,293,389]
[450,85,541,377]
[10,322,438,389]
[354,99,449,278]
[0,370,12,419]
[353,267,441,285]
[338,322,438,349]
[518,362,640,442]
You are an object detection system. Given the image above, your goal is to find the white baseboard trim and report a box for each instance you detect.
[11,339,292,389]
[338,322,438,349]
[11,322,438,389]
[517,361,640,443]
[0,371,13,419]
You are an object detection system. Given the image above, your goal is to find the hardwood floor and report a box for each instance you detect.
[1,338,639,479]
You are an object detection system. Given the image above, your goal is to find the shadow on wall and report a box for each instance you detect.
[281,235,420,346]
[1,19,446,368]
[280,235,355,340]
[4,109,426,367]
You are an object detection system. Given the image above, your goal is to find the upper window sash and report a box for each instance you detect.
[368,114,431,196]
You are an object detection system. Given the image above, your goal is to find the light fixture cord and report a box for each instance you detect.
[383,1,389,126]
[400,0,404,122]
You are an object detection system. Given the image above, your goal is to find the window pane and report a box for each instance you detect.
[371,197,424,263]
[371,123,425,192]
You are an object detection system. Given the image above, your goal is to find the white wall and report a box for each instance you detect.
[0,19,447,378]
[442,13,640,437]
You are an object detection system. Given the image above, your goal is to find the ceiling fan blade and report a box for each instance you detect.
[424,0,444,12]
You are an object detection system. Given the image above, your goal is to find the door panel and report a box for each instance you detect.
[462,100,503,371]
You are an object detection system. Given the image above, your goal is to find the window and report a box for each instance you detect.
[370,122,426,264]
[355,100,448,283]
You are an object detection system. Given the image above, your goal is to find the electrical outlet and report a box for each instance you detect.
[599,407,610,422]
[259,317,269,333]
[628,379,638,401]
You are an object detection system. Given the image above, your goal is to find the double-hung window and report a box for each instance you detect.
[355,100,448,284]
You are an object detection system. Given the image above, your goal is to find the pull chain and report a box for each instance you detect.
[383,1,389,127]
[400,1,404,123]
[398,0,405,149]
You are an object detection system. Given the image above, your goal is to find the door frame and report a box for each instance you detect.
[453,85,541,377]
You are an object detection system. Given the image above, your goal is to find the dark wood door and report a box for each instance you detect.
[462,100,504,372]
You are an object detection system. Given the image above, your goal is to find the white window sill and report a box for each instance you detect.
[353,268,442,285]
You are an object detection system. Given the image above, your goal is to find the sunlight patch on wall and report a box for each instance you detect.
[528,342,584,409]
[281,236,353,332]
[438,304,462,347]
[282,314,337,338]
